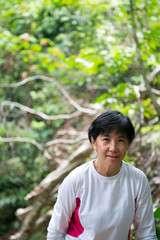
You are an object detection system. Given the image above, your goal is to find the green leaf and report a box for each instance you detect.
[154,207,160,219]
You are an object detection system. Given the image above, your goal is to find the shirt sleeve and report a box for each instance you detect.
[47,172,78,240]
[134,172,157,240]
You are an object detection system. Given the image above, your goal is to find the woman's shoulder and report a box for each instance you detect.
[62,161,93,186]
[123,161,147,180]
[123,161,150,195]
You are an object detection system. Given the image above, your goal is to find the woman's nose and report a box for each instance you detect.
[109,141,117,151]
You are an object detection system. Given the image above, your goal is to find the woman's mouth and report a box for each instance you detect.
[107,155,119,159]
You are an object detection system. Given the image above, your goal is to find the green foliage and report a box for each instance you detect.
[154,207,160,219]
[154,207,160,239]
[0,173,25,233]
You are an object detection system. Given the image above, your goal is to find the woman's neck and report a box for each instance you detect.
[94,160,122,177]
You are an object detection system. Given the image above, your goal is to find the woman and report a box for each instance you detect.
[47,110,157,240]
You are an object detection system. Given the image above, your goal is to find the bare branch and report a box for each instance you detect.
[0,136,42,149]
[16,207,33,221]
[1,101,80,120]
[33,209,53,232]
[0,75,96,115]
[151,88,160,96]
[17,208,53,233]
[56,129,86,136]
[147,65,160,83]
[133,65,160,97]
[0,75,45,88]
[46,134,88,147]
[140,86,160,96]
[0,136,53,160]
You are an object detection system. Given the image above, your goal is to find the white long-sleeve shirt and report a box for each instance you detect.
[47,160,157,240]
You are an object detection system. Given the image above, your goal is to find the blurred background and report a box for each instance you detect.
[0,0,160,239]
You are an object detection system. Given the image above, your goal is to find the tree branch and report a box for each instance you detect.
[46,134,88,147]
[1,101,80,120]
[139,86,160,96]
[147,65,160,83]
[0,136,42,150]
[0,75,96,115]
[0,136,54,161]
[132,65,160,97]
[16,208,54,233]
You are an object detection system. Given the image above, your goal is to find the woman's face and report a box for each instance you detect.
[91,129,129,168]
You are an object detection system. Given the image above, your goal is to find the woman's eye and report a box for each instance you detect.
[119,139,124,142]
[104,138,110,141]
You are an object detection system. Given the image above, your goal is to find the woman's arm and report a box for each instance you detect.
[134,174,157,240]
[47,173,77,240]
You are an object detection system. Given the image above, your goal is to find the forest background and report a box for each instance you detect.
[0,0,160,239]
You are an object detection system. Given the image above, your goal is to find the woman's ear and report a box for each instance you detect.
[91,136,97,151]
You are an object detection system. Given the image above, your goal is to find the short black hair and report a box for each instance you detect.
[88,110,135,144]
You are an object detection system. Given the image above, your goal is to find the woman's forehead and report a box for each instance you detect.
[101,128,128,138]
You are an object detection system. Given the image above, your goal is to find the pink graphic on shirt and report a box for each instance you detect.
[135,197,137,204]
[128,198,137,240]
[66,197,84,237]
[128,228,131,240]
